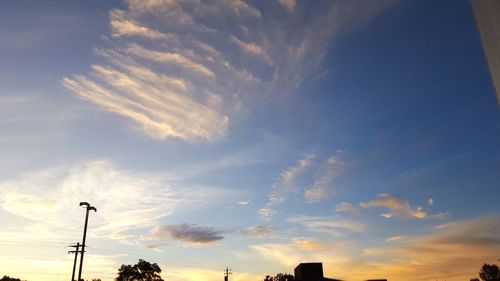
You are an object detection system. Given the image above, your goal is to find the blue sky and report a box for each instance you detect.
[0,1,499,281]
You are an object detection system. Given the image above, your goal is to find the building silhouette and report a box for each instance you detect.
[293,262,386,281]
[471,0,500,103]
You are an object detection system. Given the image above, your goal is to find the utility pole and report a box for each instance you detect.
[77,202,97,281]
[224,267,232,281]
[68,242,81,281]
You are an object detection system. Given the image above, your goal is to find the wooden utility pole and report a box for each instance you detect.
[68,242,81,281]
[224,267,232,281]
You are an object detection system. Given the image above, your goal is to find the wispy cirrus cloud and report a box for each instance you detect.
[63,0,395,142]
[0,160,229,241]
[259,153,315,219]
[109,9,174,41]
[251,239,352,270]
[363,215,500,281]
[277,0,297,12]
[251,215,500,281]
[304,152,347,203]
[335,202,361,215]
[360,193,449,220]
[259,151,350,219]
[241,225,277,239]
[287,215,366,234]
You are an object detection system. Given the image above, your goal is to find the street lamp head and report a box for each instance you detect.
[79,202,90,208]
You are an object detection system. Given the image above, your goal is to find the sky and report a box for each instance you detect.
[0,0,499,281]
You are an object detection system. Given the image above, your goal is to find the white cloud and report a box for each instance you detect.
[62,62,228,141]
[287,215,366,234]
[251,243,303,268]
[363,216,500,281]
[0,160,228,239]
[249,215,500,281]
[125,43,216,80]
[260,151,350,219]
[360,194,449,220]
[259,153,315,219]
[109,9,175,41]
[251,239,352,272]
[241,225,277,239]
[304,152,346,203]
[335,202,361,214]
[63,0,394,142]
[427,198,433,206]
[277,0,296,12]
[230,35,269,62]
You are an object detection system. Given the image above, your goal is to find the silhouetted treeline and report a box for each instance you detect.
[115,259,164,281]
[263,273,295,281]
[471,263,500,281]
[1,276,21,281]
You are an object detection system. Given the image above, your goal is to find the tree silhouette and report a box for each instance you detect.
[115,259,164,281]
[479,264,500,281]
[274,273,295,281]
[471,264,500,281]
[1,276,21,281]
[263,273,295,281]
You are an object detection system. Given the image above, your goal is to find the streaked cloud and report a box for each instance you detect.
[292,238,327,251]
[63,0,394,142]
[252,215,500,281]
[335,202,361,215]
[304,152,346,203]
[259,153,315,219]
[151,224,224,244]
[360,194,449,220]
[427,198,433,206]
[241,225,277,239]
[277,0,296,12]
[363,216,500,281]
[260,151,350,219]
[252,239,353,270]
[287,215,366,234]
[62,56,228,142]
[251,243,303,268]
[0,160,229,240]
[230,35,269,62]
[124,43,216,80]
[110,9,174,41]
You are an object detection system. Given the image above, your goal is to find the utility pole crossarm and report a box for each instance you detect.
[68,242,81,281]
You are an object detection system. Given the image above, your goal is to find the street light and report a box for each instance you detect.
[77,202,96,281]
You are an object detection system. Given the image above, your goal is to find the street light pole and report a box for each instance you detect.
[77,202,96,281]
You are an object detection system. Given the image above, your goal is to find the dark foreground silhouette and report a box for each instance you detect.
[4,260,499,280]
[115,259,164,281]
[470,263,500,281]
[1,276,21,281]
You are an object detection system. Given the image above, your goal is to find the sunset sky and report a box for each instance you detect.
[0,0,499,281]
